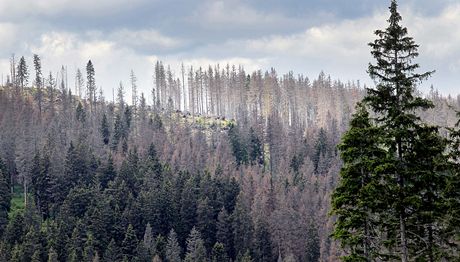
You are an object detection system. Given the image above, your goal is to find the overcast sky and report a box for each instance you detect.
[0,0,459,102]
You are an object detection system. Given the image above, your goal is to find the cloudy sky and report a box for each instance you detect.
[0,0,459,101]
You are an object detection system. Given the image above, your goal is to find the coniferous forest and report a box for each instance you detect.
[0,1,459,262]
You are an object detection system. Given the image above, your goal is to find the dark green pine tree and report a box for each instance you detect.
[216,207,233,259]
[312,127,329,173]
[0,158,11,237]
[68,221,86,262]
[305,221,321,262]
[22,226,45,262]
[142,143,163,189]
[98,155,116,189]
[253,219,273,262]
[228,123,248,166]
[10,244,21,262]
[154,234,167,259]
[331,104,386,261]
[196,197,216,251]
[86,60,96,110]
[47,246,59,262]
[124,106,132,129]
[30,151,53,219]
[33,54,43,115]
[238,250,253,262]
[83,233,96,262]
[334,0,453,261]
[179,176,200,243]
[16,56,29,93]
[3,212,25,247]
[76,101,86,123]
[31,250,41,262]
[121,224,138,260]
[446,112,460,257]
[100,113,110,145]
[248,127,263,166]
[103,238,120,262]
[211,242,229,262]
[117,149,140,196]
[232,193,253,259]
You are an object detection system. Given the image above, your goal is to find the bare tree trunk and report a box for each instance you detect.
[399,211,408,262]
[428,224,434,262]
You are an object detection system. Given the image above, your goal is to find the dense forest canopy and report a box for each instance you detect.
[0,1,459,262]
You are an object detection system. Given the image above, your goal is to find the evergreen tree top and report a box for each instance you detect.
[366,0,434,119]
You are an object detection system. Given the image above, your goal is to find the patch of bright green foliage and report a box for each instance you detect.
[9,185,25,218]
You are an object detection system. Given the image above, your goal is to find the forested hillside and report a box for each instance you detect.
[0,52,458,262]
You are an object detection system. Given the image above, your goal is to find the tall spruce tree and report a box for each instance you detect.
[16,56,28,93]
[33,54,43,115]
[332,1,452,261]
[86,60,96,111]
[165,229,181,262]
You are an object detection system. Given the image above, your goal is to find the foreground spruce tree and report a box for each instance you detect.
[331,103,386,261]
[332,1,453,261]
[447,113,460,258]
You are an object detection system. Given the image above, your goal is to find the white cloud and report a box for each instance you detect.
[0,22,22,53]
[193,0,297,29]
[244,13,385,61]
[110,29,183,51]
[406,4,460,60]
[0,0,151,18]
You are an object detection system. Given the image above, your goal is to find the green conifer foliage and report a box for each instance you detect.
[332,1,453,261]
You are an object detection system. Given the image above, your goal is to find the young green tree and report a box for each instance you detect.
[196,197,216,251]
[216,207,232,258]
[211,242,228,262]
[31,149,55,219]
[232,193,253,258]
[47,247,59,262]
[68,222,85,262]
[165,229,182,262]
[252,219,273,262]
[0,159,11,237]
[121,224,138,260]
[83,233,96,262]
[76,102,86,123]
[184,227,207,262]
[248,127,263,166]
[100,113,110,145]
[103,239,120,262]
